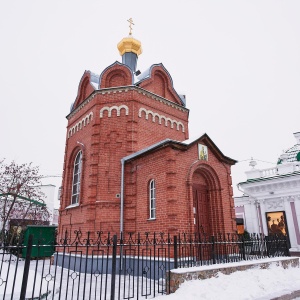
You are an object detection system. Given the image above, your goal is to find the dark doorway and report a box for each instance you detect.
[192,184,210,235]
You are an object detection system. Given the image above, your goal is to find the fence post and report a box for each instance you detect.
[265,235,270,257]
[211,236,216,264]
[285,235,290,257]
[20,234,33,300]
[110,234,117,300]
[242,236,246,260]
[173,235,178,269]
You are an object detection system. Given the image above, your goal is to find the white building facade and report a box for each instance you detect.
[235,132,300,256]
[39,184,56,225]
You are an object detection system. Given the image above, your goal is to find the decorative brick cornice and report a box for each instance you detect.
[100,105,129,118]
[67,86,189,120]
[138,107,185,132]
[68,112,93,138]
[135,87,188,112]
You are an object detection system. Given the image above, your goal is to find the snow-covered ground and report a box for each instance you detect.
[156,258,300,300]
[1,255,300,299]
[0,256,162,299]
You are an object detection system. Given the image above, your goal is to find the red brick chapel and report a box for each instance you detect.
[58,28,237,237]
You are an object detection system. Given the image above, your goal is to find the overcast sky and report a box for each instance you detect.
[1,1,299,206]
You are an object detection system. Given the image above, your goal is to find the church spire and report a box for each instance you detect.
[117,18,142,73]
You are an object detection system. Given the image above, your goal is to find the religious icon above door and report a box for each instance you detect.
[198,144,208,161]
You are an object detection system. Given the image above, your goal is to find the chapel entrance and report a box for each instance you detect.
[192,183,210,235]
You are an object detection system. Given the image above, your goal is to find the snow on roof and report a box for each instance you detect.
[284,143,300,162]
[182,135,205,145]
[89,71,100,90]
[278,132,300,163]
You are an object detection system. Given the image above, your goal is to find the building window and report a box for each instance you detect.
[149,179,156,219]
[71,151,82,205]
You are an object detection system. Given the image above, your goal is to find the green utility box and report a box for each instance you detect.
[22,225,57,258]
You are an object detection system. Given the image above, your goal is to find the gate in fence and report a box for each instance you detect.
[0,230,290,299]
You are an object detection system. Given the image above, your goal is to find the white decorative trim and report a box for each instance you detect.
[266,199,284,210]
[65,203,80,209]
[245,178,300,195]
[138,108,185,132]
[281,195,300,202]
[100,105,129,118]
[68,112,93,138]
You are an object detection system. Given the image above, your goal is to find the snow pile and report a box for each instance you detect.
[156,264,300,300]
[0,261,50,299]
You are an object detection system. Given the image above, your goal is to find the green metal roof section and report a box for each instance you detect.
[0,193,46,207]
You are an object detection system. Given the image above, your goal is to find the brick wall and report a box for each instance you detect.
[58,63,236,239]
[123,137,236,235]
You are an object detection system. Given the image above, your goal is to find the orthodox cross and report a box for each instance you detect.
[127,18,134,35]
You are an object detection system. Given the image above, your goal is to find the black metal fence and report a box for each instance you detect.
[0,230,290,300]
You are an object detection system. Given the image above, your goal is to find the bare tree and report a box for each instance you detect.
[0,159,50,241]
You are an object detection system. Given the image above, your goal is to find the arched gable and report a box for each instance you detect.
[186,161,225,234]
[72,71,96,111]
[136,64,183,106]
[186,161,222,191]
[99,61,133,89]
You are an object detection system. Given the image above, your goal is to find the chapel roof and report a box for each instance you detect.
[121,134,237,165]
[70,29,186,112]
[83,62,186,107]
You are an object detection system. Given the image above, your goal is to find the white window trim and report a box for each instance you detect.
[65,203,80,209]
[71,150,82,205]
[149,179,156,220]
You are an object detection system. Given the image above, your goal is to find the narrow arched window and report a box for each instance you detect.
[71,151,82,205]
[149,179,156,219]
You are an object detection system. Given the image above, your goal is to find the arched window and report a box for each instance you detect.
[149,179,156,219]
[71,151,82,205]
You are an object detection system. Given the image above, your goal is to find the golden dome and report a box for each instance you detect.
[117,36,142,56]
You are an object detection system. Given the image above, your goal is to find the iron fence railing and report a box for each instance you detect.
[0,230,290,299]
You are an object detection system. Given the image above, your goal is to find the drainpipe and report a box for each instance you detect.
[120,159,125,234]
[119,139,172,235]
